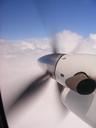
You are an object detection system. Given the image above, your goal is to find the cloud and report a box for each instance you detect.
[1,30,96,59]
[55,30,83,53]
[89,33,96,40]
[0,38,51,60]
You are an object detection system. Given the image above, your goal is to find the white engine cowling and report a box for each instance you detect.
[55,54,96,94]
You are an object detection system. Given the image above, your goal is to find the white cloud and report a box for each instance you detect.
[19,41,36,50]
[89,33,96,41]
[1,30,96,58]
[55,30,83,53]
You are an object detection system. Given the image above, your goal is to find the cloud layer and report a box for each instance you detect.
[1,30,96,60]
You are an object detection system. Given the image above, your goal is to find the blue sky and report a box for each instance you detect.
[0,0,96,40]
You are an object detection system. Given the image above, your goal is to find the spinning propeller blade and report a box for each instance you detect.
[51,36,59,54]
[8,71,50,112]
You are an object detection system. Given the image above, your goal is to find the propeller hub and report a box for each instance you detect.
[38,53,63,78]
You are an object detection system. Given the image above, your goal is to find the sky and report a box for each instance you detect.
[0,0,96,40]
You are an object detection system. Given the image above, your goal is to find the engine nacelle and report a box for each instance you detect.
[55,54,96,95]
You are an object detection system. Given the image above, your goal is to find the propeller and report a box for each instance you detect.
[7,71,50,112]
[7,37,68,115]
[51,36,59,54]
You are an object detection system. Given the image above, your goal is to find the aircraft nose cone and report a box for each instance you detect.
[38,53,63,77]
